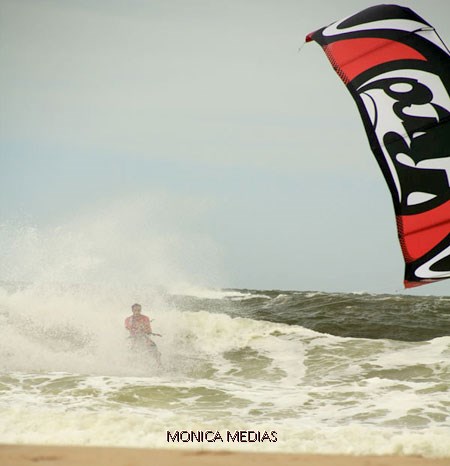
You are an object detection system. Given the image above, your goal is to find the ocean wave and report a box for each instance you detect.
[1,283,449,457]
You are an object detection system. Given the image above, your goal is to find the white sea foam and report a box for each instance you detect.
[0,213,448,457]
[0,290,449,457]
[0,403,449,457]
[170,288,257,300]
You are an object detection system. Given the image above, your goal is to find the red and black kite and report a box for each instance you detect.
[307,4,450,288]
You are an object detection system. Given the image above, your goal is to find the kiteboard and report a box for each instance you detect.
[128,334,162,368]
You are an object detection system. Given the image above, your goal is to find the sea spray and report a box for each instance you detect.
[0,211,449,456]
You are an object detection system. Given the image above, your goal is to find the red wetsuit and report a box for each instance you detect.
[125,314,152,337]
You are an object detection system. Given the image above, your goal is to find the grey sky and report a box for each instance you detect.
[1,0,450,294]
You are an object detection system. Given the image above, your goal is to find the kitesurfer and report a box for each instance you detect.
[125,303,162,366]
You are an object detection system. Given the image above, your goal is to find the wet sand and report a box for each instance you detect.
[1,445,449,466]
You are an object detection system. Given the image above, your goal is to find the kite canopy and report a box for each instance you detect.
[306,4,450,288]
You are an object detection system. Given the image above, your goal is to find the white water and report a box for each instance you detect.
[0,204,449,457]
[0,281,449,456]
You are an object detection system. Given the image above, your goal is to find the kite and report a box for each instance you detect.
[306,4,450,288]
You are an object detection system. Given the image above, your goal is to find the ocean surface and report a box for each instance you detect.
[0,283,449,457]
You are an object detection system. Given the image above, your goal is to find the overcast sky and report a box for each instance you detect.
[1,0,450,295]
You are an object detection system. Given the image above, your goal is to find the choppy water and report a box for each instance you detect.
[0,284,449,457]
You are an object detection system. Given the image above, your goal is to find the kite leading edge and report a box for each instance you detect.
[306,4,450,288]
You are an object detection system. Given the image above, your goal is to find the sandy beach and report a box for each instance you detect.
[1,445,449,466]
